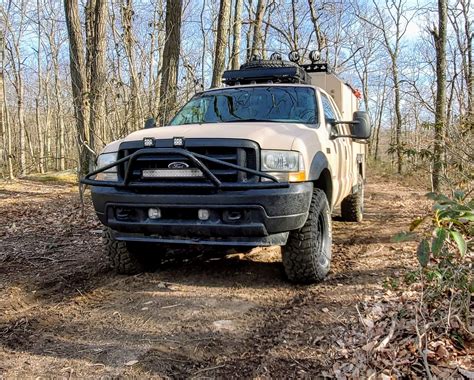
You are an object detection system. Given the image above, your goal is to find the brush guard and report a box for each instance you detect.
[81,148,289,190]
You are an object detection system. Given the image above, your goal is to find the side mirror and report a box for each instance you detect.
[326,119,339,139]
[351,111,371,139]
[144,117,156,129]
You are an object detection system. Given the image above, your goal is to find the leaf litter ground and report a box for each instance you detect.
[0,174,472,378]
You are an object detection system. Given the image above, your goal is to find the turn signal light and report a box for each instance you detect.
[289,171,306,182]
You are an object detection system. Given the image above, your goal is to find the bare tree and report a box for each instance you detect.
[448,0,473,129]
[357,0,415,174]
[431,0,448,191]
[4,2,27,176]
[159,0,183,124]
[64,0,92,174]
[211,0,231,87]
[250,0,266,58]
[121,0,143,130]
[308,0,327,56]
[35,0,45,173]
[231,0,243,69]
[87,0,108,156]
[0,29,13,179]
[45,2,67,171]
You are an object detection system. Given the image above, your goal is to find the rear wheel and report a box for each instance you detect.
[282,188,332,283]
[341,174,364,222]
[103,228,159,274]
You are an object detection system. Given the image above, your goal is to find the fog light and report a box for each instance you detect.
[198,209,210,221]
[143,137,155,147]
[148,208,161,219]
[173,137,184,147]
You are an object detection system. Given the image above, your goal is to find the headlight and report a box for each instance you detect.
[261,150,306,182]
[95,152,118,181]
[261,150,299,171]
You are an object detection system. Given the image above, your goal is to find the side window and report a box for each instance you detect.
[320,93,337,121]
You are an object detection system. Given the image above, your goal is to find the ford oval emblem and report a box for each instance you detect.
[168,161,189,169]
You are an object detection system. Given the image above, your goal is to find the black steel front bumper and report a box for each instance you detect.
[83,143,313,246]
[91,182,313,246]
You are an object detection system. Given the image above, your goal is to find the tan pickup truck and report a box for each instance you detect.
[83,56,371,283]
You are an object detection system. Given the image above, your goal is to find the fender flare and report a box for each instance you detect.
[308,151,329,181]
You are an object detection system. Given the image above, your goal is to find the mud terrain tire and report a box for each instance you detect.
[341,175,364,222]
[240,59,298,70]
[282,188,332,283]
[103,228,158,274]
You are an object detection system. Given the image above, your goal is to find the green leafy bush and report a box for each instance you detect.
[395,191,472,266]
[394,191,473,335]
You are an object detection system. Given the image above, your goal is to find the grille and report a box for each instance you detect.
[119,145,258,184]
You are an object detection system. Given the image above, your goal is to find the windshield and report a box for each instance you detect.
[170,86,317,125]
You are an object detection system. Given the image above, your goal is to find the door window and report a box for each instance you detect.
[320,93,337,121]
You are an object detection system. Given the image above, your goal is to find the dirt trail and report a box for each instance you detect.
[0,174,431,378]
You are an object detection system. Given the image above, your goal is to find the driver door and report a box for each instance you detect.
[319,92,350,207]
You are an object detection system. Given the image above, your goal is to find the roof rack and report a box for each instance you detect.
[222,65,310,86]
[222,51,332,86]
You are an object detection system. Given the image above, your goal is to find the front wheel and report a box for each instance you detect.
[102,228,159,274]
[282,188,332,284]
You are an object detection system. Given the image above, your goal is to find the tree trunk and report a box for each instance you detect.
[122,0,143,130]
[211,0,231,87]
[462,0,473,129]
[3,79,13,179]
[0,56,4,177]
[16,73,26,176]
[200,0,207,86]
[231,0,243,69]
[308,0,327,56]
[374,76,387,161]
[245,0,253,62]
[250,0,266,58]
[393,60,403,174]
[36,0,45,173]
[88,0,108,162]
[0,31,12,178]
[64,0,91,175]
[432,0,447,192]
[52,47,66,171]
[158,0,183,124]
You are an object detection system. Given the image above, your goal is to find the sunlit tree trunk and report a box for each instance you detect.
[250,0,265,58]
[231,0,243,69]
[308,0,327,57]
[121,0,143,130]
[36,0,45,173]
[0,31,12,179]
[211,0,231,87]
[64,0,91,175]
[88,0,108,157]
[159,0,183,124]
[431,0,447,192]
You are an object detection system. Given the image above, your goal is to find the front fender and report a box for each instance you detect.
[308,151,329,181]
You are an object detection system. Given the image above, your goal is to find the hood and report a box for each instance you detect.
[121,122,313,150]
